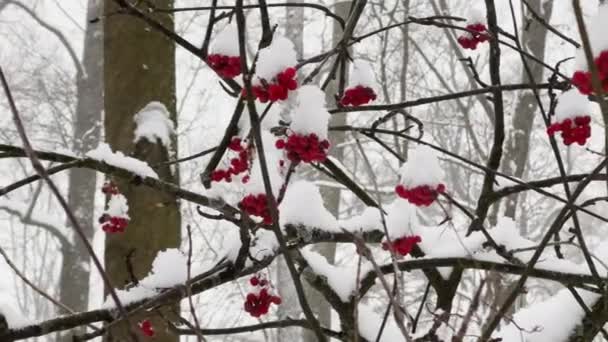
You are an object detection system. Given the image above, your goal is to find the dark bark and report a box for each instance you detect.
[103,0,180,340]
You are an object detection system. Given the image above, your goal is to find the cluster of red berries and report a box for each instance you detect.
[99,182,130,233]
[99,215,129,233]
[238,193,273,224]
[382,235,422,257]
[571,50,608,95]
[138,320,155,337]
[101,181,119,195]
[547,116,592,146]
[207,54,242,79]
[395,183,446,207]
[210,138,251,183]
[275,133,330,164]
[457,23,490,50]
[243,67,298,102]
[244,275,282,317]
[340,85,377,107]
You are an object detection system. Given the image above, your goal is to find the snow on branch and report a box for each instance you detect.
[85,143,158,179]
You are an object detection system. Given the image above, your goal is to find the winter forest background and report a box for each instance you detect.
[1,0,608,341]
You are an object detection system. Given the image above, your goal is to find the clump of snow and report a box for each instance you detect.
[133,102,174,147]
[102,285,157,308]
[554,89,592,122]
[105,194,129,218]
[575,4,608,69]
[468,8,486,25]
[86,143,158,179]
[250,229,279,260]
[254,35,297,84]
[289,85,330,139]
[210,25,240,56]
[0,294,31,329]
[385,199,419,239]
[358,305,403,342]
[496,288,598,342]
[279,180,339,231]
[398,145,444,188]
[339,206,383,232]
[348,59,377,89]
[301,247,371,302]
[141,249,188,288]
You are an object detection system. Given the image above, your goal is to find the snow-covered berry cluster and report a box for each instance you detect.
[549,90,593,146]
[138,320,154,337]
[547,116,592,146]
[244,67,298,103]
[275,132,330,164]
[99,182,130,233]
[244,275,281,318]
[395,184,446,207]
[238,193,273,224]
[211,137,251,183]
[340,85,377,107]
[572,51,608,95]
[382,235,421,257]
[207,54,242,79]
[457,23,490,50]
[395,145,446,207]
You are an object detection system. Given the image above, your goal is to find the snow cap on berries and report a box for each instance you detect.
[575,4,608,69]
[255,35,297,84]
[555,89,592,122]
[210,24,240,56]
[348,59,377,89]
[290,85,330,140]
[106,194,130,219]
[399,145,444,188]
[468,8,486,26]
[385,199,419,239]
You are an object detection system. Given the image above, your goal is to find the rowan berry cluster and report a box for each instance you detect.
[457,23,490,50]
[571,51,608,95]
[275,132,330,164]
[207,54,242,79]
[210,138,251,183]
[395,183,446,207]
[244,275,282,317]
[547,115,592,146]
[340,85,377,107]
[382,235,422,257]
[238,193,273,224]
[99,182,130,233]
[243,67,298,102]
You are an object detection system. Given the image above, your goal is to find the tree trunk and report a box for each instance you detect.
[103,1,180,341]
[486,0,553,322]
[502,0,553,218]
[58,1,103,340]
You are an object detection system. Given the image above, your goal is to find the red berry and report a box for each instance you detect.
[457,23,489,50]
[207,54,242,79]
[395,184,445,206]
[547,115,591,146]
[382,235,422,256]
[340,85,377,107]
[101,181,119,195]
[250,276,259,286]
[138,320,155,337]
